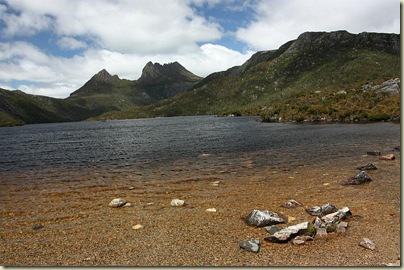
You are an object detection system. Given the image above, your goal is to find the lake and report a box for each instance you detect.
[0,116,400,184]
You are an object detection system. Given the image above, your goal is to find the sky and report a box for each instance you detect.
[0,0,400,98]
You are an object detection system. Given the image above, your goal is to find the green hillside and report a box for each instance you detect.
[94,31,399,122]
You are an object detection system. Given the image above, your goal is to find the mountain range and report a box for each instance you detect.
[0,30,400,127]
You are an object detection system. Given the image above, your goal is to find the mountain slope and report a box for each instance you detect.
[0,61,202,126]
[101,30,399,122]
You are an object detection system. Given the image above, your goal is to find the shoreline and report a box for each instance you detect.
[0,148,400,266]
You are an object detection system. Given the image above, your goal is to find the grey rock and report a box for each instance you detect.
[306,203,338,216]
[239,239,261,253]
[32,224,44,230]
[344,171,371,185]
[315,227,328,237]
[313,217,323,228]
[360,237,376,250]
[108,198,127,208]
[321,206,352,223]
[292,235,314,245]
[281,199,302,209]
[265,225,280,235]
[357,163,377,170]
[367,151,381,156]
[245,210,287,227]
[264,222,309,243]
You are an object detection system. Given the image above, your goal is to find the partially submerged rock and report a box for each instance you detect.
[281,199,302,209]
[245,210,287,227]
[357,163,377,170]
[108,198,127,208]
[239,239,261,253]
[342,171,371,185]
[367,151,381,156]
[305,203,338,217]
[265,222,309,243]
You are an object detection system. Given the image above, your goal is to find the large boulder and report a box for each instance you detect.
[264,222,309,243]
[245,210,287,227]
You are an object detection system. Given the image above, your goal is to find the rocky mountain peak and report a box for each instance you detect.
[138,61,200,85]
[91,69,114,84]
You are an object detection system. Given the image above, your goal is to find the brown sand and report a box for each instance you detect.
[0,151,400,266]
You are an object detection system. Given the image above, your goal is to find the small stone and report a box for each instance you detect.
[132,224,144,230]
[343,171,371,185]
[281,199,302,209]
[360,237,376,250]
[211,181,220,186]
[170,199,185,206]
[245,209,287,227]
[265,225,280,235]
[108,198,127,208]
[315,227,327,237]
[206,208,217,212]
[292,235,314,245]
[313,217,322,228]
[357,163,377,170]
[367,151,381,156]
[32,224,44,230]
[239,239,261,253]
[122,203,133,207]
[379,154,395,160]
[128,186,136,190]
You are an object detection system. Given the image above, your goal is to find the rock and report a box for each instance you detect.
[132,224,144,230]
[313,217,322,228]
[32,224,44,230]
[128,186,136,190]
[336,221,348,233]
[321,207,352,223]
[281,199,302,209]
[264,222,309,243]
[206,208,217,212]
[292,235,314,245]
[367,151,381,156]
[343,171,371,185]
[108,198,127,208]
[265,225,280,235]
[245,210,287,227]
[315,227,328,237]
[122,203,133,207]
[379,154,395,160]
[239,239,261,253]
[305,203,338,216]
[170,199,185,206]
[360,237,376,250]
[357,163,377,170]
[211,181,220,186]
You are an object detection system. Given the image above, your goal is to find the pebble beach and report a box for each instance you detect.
[0,147,400,267]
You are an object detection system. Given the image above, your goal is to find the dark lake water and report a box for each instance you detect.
[0,116,400,183]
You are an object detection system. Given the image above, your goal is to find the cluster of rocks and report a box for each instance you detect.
[240,203,353,253]
[240,148,398,254]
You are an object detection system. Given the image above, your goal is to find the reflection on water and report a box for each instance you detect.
[0,116,400,185]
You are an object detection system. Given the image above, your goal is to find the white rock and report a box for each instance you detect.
[360,237,376,250]
[108,198,127,208]
[170,199,185,206]
[132,224,144,230]
[206,208,217,212]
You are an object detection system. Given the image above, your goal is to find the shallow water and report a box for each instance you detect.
[0,116,400,184]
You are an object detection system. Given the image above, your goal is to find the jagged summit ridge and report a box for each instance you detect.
[138,61,201,85]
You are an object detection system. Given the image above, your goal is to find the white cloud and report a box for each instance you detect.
[236,0,400,50]
[2,0,223,54]
[57,37,88,50]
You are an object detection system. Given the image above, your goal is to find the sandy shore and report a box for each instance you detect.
[0,148,400,266]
